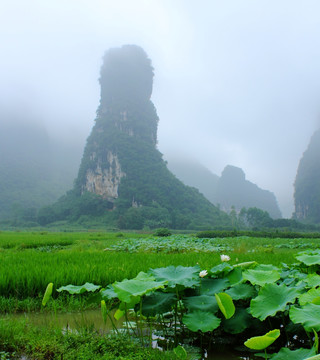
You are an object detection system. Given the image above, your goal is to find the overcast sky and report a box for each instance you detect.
[1,0,320,217]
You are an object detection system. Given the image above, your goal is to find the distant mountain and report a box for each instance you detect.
[167,159,282,219]
[215,165,282,219]
[0,119,81,221]
[294,129,320,223]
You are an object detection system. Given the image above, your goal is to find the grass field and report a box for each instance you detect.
[1,231,319,302]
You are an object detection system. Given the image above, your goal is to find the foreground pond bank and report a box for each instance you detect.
[1,311,254,360]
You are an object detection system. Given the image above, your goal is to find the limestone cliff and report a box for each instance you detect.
[39,45,231,230]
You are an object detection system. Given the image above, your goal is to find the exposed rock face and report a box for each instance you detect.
[83,151,125,199]
[294,129,320,223]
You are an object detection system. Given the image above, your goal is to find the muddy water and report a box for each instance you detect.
[13,310,254,360]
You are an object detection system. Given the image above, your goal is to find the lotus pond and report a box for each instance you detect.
[1,231,320,359]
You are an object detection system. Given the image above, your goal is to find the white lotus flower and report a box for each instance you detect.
[199,270,208,278]
[220,254,230,262]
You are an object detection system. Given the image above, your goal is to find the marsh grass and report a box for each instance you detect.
[0,231,319,302]
[0,316,173,359]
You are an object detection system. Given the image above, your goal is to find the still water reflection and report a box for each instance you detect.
[14,310,255,360]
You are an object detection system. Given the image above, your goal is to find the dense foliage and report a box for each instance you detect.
[294,128,320,224]
[57,250,320,359]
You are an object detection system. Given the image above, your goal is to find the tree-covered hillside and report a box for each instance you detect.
[38,45,231,230]
[294,129,320,223]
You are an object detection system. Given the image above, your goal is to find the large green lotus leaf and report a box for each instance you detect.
[243,267,280,287]
[119,297,140,310]
[305,274,320,288]
[150,265,200,288]
[269,347,316,360]
[183,295,218,313]
[244,329,280,350]
[140,292,176,316]
[256,264,279,271]
[289,303,320,331]
[299,288,320,306]
[200,278,229,296]
[226,283,256,300]
[304,355,320,360]
[183,310,221,332]
[100,285,117,300]
[215,292,235,319]
[113,272,165,303]
[210,263,233,276]
[227,267,243,285]
[296,250,320,266]
[57,282,101,294]
[250,283,299,320]
[173,345,187,360]
[223,307,253,334]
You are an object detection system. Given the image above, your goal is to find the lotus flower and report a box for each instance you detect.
[220,254,230,262]
[199,270,208,278]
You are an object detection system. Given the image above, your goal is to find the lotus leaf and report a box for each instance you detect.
[299,288,320,306]
[57,282,101,294]
[289,303,320,331]
[250,283,299,320]
[112,272,165,303]
[255,264,279,271]
[100,285,117,300]
[215,292,235,319]
[173,345,187,360]
[210,262,233,276]
[312,297,320,305]
[183,295,218,313]
[304,355,320,360]
[305,274,320,288]
[200,278,229,296]
[223,308,253,334]
[227,267,243,285]
[296,250,320,266]
[243,267,280,287]
[149,265,200,288]
[226,283,256,300]
[114,308,125,321]
[244,329,280,350]
[119,297,140,310]
[269,347,316,360]
[42,282,53,306]
[140,292,176,316]
[183,310,221,332]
